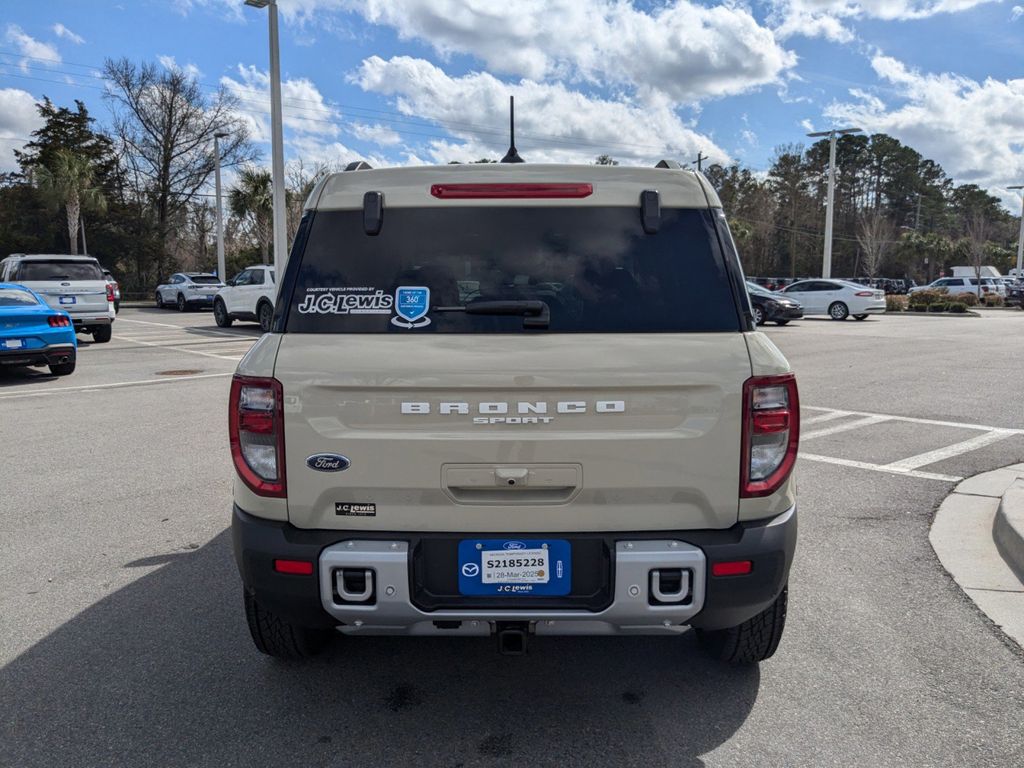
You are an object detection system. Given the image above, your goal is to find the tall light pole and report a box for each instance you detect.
[245,0,288,276]
[213,131,229,281]
[1009,185,1024,278]
[807,127,862,278]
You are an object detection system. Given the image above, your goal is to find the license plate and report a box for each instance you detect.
[457,539,571,596]
[59,296,76,305]
[1,338,23,349]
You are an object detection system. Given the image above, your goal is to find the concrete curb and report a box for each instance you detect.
[994,485,1024,583]
[929,464,1024,650]
[884,311,981,318]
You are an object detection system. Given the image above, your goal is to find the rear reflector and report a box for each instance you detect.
[712,560,753,577]
[274,559,313,575]
[430,183,593,199]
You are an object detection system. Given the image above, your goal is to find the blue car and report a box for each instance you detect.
[0,282,78,376]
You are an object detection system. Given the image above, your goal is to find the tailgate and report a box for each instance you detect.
[275,333,752,533]
[28,281,109,316]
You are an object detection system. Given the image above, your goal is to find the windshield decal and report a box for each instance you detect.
[296,286,393,315]
[391,286,432,329]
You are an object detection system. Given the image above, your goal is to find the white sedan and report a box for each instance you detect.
[780,279,885,321]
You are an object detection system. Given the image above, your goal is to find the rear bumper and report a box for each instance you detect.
[71,315,112,326]
[185,295,217,307]
[231,504,797,635]
[0,345,76,368]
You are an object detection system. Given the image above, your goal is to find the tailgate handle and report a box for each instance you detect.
[443,464,581,505]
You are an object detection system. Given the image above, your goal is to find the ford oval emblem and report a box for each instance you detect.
[503,541,527,550]
[306,454,351,472]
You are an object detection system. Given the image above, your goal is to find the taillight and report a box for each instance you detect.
[229,375,286,497]
[106,283,115,302]
[47,315,71,327]
[854,290,873,297]
[741,373,799,498]
[430,183,593,199]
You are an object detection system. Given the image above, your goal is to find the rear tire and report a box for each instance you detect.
[828,302,849,321]
[243,590,331,660]
[258,300,274,333]
[853,314,868,321]
[177,294,186,312]
[697,586,787,664]
[92,325,112,343]
[49,360,75,376]
[214,299,233,328]
[774,319,790,326]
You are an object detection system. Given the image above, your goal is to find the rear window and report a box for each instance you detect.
[0,287,39,307]
[189,275,221,285]
[285,206,739,333]
[15,260,103,281]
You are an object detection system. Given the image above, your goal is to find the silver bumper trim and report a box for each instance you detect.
[318,539,706,636]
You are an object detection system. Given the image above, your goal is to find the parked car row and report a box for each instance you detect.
[154,265,277,332]
[745,279,885,323]
[908,276,1007,298]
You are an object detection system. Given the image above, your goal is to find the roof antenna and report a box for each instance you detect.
[500,96,524,163]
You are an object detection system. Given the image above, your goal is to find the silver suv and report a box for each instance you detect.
[0,254,115,342]
[229,162,799,664]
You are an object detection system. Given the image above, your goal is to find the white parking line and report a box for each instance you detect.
[803,406,1024,435]
[802,415,889,440]
[801,453,963,483]
[0,372,232,400]
[113,335,246,361]
[883,431,1017,472]
[802,410,851,426]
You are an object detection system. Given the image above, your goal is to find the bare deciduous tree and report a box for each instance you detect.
[103,58,256,278]
[857,212,895,278]
[965,212,990,291]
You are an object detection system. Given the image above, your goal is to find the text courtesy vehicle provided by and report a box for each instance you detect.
[229,162,799,663]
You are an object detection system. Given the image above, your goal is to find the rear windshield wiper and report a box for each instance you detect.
[434,300,550,329]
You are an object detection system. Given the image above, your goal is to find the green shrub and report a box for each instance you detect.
[948,302,968,313]
[886,295,908,312]
[928,302,948,313]
[954,292,978,307]
[908,288,945,308]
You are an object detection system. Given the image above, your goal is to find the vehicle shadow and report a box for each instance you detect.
[0,531,759,767]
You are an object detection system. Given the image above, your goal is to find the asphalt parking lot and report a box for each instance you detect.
[2,309,1023,767]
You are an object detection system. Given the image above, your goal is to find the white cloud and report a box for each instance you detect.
[1013,5,1024,19]
[352,55,728,165]
[349,122,402,146]
[220,64,341,142]
[4,24,60,72]
[157,55,203,80]
[52,23,84,44]
[0,88,43,172]
[826,55,1024,203]
[771,1,1000,41]
[338,1,796,104]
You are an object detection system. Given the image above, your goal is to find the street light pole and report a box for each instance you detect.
[1009,185,1024,278]
[245,0,288,276]
[213,131,229,281]
[807,127,862,279]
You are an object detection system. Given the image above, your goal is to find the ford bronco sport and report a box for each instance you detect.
[230,161,798,664]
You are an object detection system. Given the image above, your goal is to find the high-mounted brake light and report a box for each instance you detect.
[741,373,799,498]
[229,375,286,497]
[430,183,593,199]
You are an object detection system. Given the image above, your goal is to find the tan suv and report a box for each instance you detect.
[229,161,799,663]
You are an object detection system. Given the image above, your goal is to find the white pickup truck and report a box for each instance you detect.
[214,265,277,332]
[229,161,799,664]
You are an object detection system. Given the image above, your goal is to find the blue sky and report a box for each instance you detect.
[1,1,1022,206]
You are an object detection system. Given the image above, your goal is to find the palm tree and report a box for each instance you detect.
[36,149,106,255]
[229,167,273,265]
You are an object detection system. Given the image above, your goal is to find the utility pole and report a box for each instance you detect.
[807,127,862,278]
[245,0,288,276]
[1009,185,1024,278]
[213,131,229,281]
[693,151,707,172]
